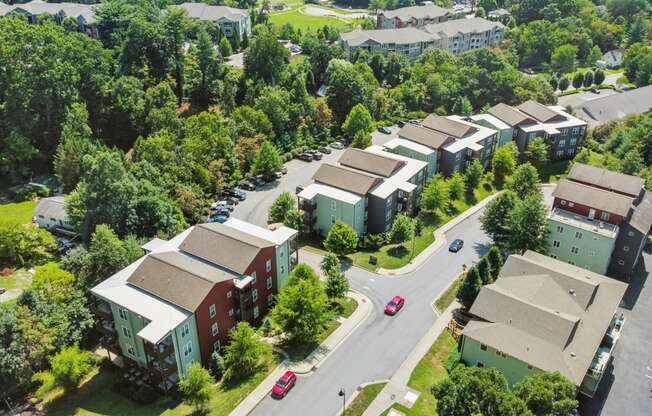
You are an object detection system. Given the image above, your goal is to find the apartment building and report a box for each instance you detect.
[376,4,453,29]
[461,250,627,398]
[0,0,97,36]
[298,148,427,236]
[33,196,76,235]
[488,100,587,160]
[177,2,251,40]
[91,219,297,390]
[423,17,504,54]
[546,164,652,277]
[340,27,438,61]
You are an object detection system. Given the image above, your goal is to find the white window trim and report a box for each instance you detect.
[209,304,216,318]
[267,276,273,289]
[252,288,258,302]
[212,322,219,336]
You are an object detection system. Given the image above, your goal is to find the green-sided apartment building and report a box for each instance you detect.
[298,147,427,236]
[460,251,627,397]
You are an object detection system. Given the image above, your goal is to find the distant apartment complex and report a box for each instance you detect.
[298,148,427,236]
[461,250,627,398]
[376,4,453,29]
[33,196,76,235]
[0,0,97,36]
[91,219,297,390]
[177,2,251,40]
[487,100,587,160]
[546,164,652,277]
[340,17,504,60]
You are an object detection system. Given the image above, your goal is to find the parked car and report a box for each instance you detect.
[311,151,323,160]
[318,145,331,154]
[239,180,256,191]
[296,185,304,194]
[208,213,229,223]
[384,295,405,315]
[298,152,313,162]
[377,126,392,134]
[397,120,406,127]
[281,166,288,174]
[57,239,76,255]
[211,201,234,212]
[223,188,247,201]
[212,207,231,217]
[0,288,6,295]
[224,196,239,206]
[330,141,344,150]
[275,171,283,179]
[448,239,464,252]
[271,371,297,399]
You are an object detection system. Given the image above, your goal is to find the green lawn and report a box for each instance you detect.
[0,200,36,226]
[46,354,281,416]
[434,275,462,313]
[333,296,358,318]
[270,8,351,31]
[282,319,341,361]
[346,382,388,416]
[0,268,33,290]
[347,182,495,271]
[380,331,457,416]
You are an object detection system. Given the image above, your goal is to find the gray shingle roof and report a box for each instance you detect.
[488,103,536,126]
[423,17,504,36]
[340,27,435,47]
[313,163,382,196]
[553,180,634,217]
[517,100,567,123]
[421,114,478,138]
[380,4,452,20]
[629,191,652,235]
[338,148,405,178]
[177,2,249,22]
[1,0,96,23]
[568,163,644,198]
[397,123,454,149]
[576,85,652,127]
[33,196,67,221]
[464,251,627,386]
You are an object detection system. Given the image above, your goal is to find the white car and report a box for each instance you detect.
[330,141,345,150]
[210,201,234,211]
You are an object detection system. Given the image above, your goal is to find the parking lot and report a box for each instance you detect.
[579,250,652,416]
[229,146,345,227]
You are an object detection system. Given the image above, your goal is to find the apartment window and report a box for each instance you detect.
[122,326,131,338]
[618,259,625,266]
[480,343,487,351]
[268,293,274,306]
[601,212,610,221]
[281,265,285,274]
[118,307,128,320]
[213,341,221,352]
[560,200,566,205]
[572,127,579,135]
[556,150,564,157]
[571,246,579,255]
[331,215,336,224]
[553,240,560,248]
[589,251,596,256]
[266,259,272,273]
[253,306,260,319]
[251,272,257,284]
[455,152,461,161]
[567,148,575,156]
[558,139,566,147]
[212,322,219,336]
[331,200,336,210]
[575,231,583,239]
[623,246,630,252]
[266,276,273,289]
[227,290,232,299]
[477,362,484,368]
[570,137,577,146]
[183,342,193,357]
[560,129,568,136]
[181,323,190,338]
[628,231,634,237]
[126,344,136,357]
[252,288,258,302]
[568,202,574,207]
[209,304,216,318]
[556,225,564,233]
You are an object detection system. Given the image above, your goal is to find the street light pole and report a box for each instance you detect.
[338,388,346,415]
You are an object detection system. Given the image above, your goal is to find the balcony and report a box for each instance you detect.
[96,319,117,336]
[579,313,625,397]
[144,338,175,361]
[91,299,113,321]
[299,200,316,212]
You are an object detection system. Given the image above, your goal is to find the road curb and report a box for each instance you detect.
[335,380,392,416]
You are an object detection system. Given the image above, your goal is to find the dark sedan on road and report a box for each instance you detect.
[271,371,297,399]
[377,126,392,134]
[384,295,405,315]
[239,180,256,191]
[449,239,464,252]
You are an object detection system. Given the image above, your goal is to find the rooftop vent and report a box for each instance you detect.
[569,289,576,296]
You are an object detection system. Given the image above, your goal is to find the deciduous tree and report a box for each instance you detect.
[507,193,549,254]
[250,141,283,181]
[422,175,450,212]
[269,192,296,224]
[507,162,541,199]
[223,322,271,380]
[272,276,330,342]
[464,160,484,190]
[480,191,518,247]
[389,214,414,245]
[179,362,214,413]
[324,221,358,255]
[492,143,518,184]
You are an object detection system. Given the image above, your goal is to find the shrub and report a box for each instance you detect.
[444,349,462,374]
[209,351,226,381]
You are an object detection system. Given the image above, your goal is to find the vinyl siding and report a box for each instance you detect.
[546,219,616,274]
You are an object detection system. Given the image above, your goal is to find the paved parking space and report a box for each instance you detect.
[371,125,399,146]
[579,250,652,416]
[230,147,345,226]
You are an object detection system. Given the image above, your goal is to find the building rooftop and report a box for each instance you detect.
[568,163,644,198]
[313,163,382,196]
[177,2,248,21]
[397,122,454,149]
[421,114,479,138]
[469,113,512,131]
[340,27,435,47]
[383,137,437,156]
[222,218,297,246]
[365,145,428,199]
[488,103,536,127]
[553,180,634,217]
[298,183,362,205]
[629,191,652,235]
[549,208,619,238]
[575,85,652,127]
[33,196,67,221]
[517,100,567,123]
[423,17,504,37]
[442,115,498,153]
[464,251,627,386]
[380,4,452,20]
[1,0,96,23]
[339,148,405,177]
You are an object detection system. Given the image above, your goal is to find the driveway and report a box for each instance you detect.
[579,249,652,416]
[231,147,345,226]
[558,89,618,108]
[370,125,399,146]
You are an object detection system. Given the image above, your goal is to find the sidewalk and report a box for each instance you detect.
[361,301,460,416]
[229,291,372,416]
[377,192,502,276]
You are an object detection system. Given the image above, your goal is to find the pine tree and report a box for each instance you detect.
[486,246,503,281]
[457,267,482,309]
[477,257,493,285]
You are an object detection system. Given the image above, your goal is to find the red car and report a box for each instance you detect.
[271,370,297,398]
[385,296,405,315]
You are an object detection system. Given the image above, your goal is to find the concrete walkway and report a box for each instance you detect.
[230,290,372,416]
[362,300,460,416]
[377,192,502,276]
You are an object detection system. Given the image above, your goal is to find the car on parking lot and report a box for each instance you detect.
[310,150,323,160]
[385,295,405,315]
[223,188,246,201]
[275,171,283,179]
[211,201,234,212]
[239,180,256,191]
[330,141,344,150]
[57,239,76,255]
[281,166,288,174]
[0,288,6,295]
[318,145,331,154]
[296,185,304,194]
[377,126,392,134]
[253,175,267,186]
[224,196,239,205]
[397,120,406,127]
[208,213,229,223]
[271,371,297,399]
[449,239,464,252]
[298,152,313,162]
